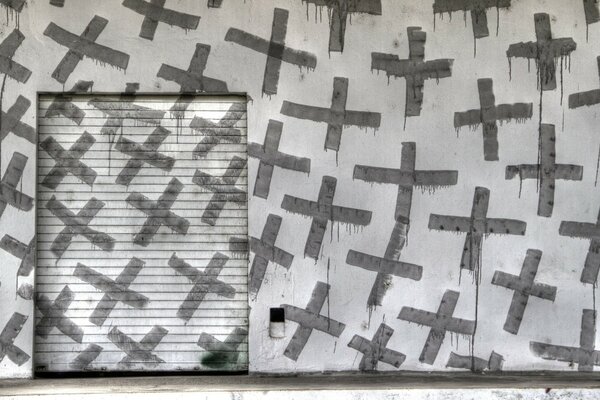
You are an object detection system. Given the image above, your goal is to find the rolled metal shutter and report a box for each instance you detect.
[35,94,249,373]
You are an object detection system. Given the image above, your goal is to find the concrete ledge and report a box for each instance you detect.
[2,372,600,396]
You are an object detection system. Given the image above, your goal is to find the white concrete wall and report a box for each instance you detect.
[1,0,599,377]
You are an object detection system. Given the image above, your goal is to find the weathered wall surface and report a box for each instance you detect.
[1,0,600,377]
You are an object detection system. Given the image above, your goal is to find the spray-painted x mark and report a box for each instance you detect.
[169,252,236,322]
[197,327,247,367]
[190,102,245,158]
[126,178,190,246]
[0,234,34,277]
[506,123,583,217]
[428,187,527,273]
[44,15,130,84]
[0,29,31,83]
[506,13,577,91]
[1,96,36,144]
[73,258,149,327]
[398,290,475,365]
[225,8,317,95]
[281,77,380,153]
[454,78,533,161]
[108,325,168,367]
[559,206,600,285]
[0,312,29,366]
[371,27,453,121]
[46,196,116,259]
[0,151,33,217]
[36,285,84,343]
[88,97,165,138]
[248,119,310,199]
[282,281,346,361]
[281,175,372,260]
[40,131,97,189]
[491,249,556,335]
[114,126,175,185]
[157,43,228,118]
[347,323,405,371]
[122,0,200,40]
[193,156,247,226]
[44,80,94,125]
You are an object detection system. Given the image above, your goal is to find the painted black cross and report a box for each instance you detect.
[122,0,200,40]
[0,151,33,217]
[230,214,293,296]
[346,221,423,309]
[0,312,29,366]
[225,8,317,96]
[530,309,600,371]
[169,252,236,322]
[281,77,381,153]
[428,187,527,273]
[398,290,475,365]
[190,102,245,158]
[282,175,372,261]
[282,281,346,361]
[197,327,248,367]
[446,351,504,372]
[454,78,533,161]
[492,249,557,334]
[0,29,31,83]
[157,43,228,118]
[301,0,382,52]
[347,323,406,371]
[354,141,457,229]
[114,126,175,185]
[0,234,35,278]
[46,196,116,258]
[36,285,84,343]
[1,95,35,144]
[126,177,190,246]
[371,27,453,122]
[506,124,583,217]
[44,80,94,125]
[507,13,577,91]
[249,119,310,199]
[350,141,456,307]
[108,325,168,367]
[73,258,149,327]
[40,131,97,189]
[559,206,600,285]
[44,15,130,84]
[193,156,247,226]
[433,0,511,42]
